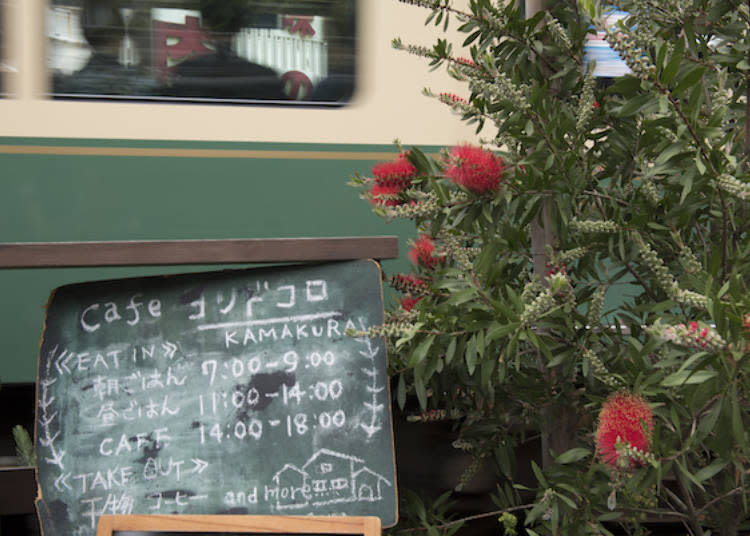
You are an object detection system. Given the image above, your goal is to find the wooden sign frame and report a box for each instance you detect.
[96,514,381,536]
[0,237,398,268]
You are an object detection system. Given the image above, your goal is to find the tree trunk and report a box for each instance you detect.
[525,0,579,469]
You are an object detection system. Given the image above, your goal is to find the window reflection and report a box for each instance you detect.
[48,0,356,104]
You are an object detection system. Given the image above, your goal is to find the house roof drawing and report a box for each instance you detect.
[273,463,309,483]
[302,448,365,470]
[353,466,392,486]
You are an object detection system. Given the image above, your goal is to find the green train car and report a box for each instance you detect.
[0,0,476,387]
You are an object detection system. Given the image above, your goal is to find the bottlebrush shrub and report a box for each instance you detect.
[349,1,750,535]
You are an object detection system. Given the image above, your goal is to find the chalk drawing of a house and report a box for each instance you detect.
[271,448,392,510]
[272,463,311,510]
[302,449,363,505]
[353,467,392,502]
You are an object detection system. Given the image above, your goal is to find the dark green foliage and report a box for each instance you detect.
[354,0,750,534]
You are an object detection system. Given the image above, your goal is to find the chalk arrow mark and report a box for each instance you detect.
[190,458,209,474]
[162,341,177,359]
[39,392,56,410]
[359,347,379,359]
[54,349,71,375]
[54,472,72,491]
[40,378,57,388]
[360,423,381,438]
[39,431,60,448]
[40,411,58,427]
[46,450,66,470]
[364,402,384,413]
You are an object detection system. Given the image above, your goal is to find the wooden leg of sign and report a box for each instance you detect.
[95,514,382,536]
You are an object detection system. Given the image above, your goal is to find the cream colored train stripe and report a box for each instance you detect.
[0,145,400,160]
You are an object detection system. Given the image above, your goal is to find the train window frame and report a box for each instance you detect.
[45,0,358,106]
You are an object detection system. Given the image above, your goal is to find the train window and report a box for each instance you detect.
[47,0,356,104]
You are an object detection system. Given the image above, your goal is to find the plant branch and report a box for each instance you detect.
[581,190,629,206]
[676,470,706,536]
[625,262,661,303]
[393,504,536,534]
[696,486,744,516]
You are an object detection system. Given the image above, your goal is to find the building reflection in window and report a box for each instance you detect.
[48,0,356,104]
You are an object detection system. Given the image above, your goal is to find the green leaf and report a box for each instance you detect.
[697,397,722,439]
[555,447,591,464]
[662,370,717,386]
[676,352,709,374]
[410,334,435,366]
[676,459,706,492]
[673,66,706,96]
[693,459,728,483]
[465,334,478,375]
[480,354,496,386]
[414,373,427,409]
[545,153,555,170]
[695,151,706,176]
[617,94,655,117]
[731,387,747,450]
[546,351,568,368]
[598,512,622,521]
[680,171,694,202]
[446,288,477,306]
[487,322,519,341]
[445,337,457,365]
[661,50,683,85]
[397,373,407,409]
[655,142,684,165]
[556,492,577,508]
[531,460,547,487]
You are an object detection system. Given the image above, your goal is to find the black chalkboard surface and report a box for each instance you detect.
[35,260,396,536]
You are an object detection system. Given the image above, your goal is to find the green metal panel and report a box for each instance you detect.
[0,138,420,382]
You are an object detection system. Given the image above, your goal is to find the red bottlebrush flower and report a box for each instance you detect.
[408,234,441,270]
[593,101,600,109]
[545,262,567,277]
[445,144,504,194]
[369,183,403,207]
[391,273,428,293]
[439,92,467,105]
[371,154,417,190]
[596,392,653,468]
[688,321,698,333]
[401,295,423,311]
[456,57,477,68]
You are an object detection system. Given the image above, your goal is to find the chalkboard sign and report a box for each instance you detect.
[35,260,397,536]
